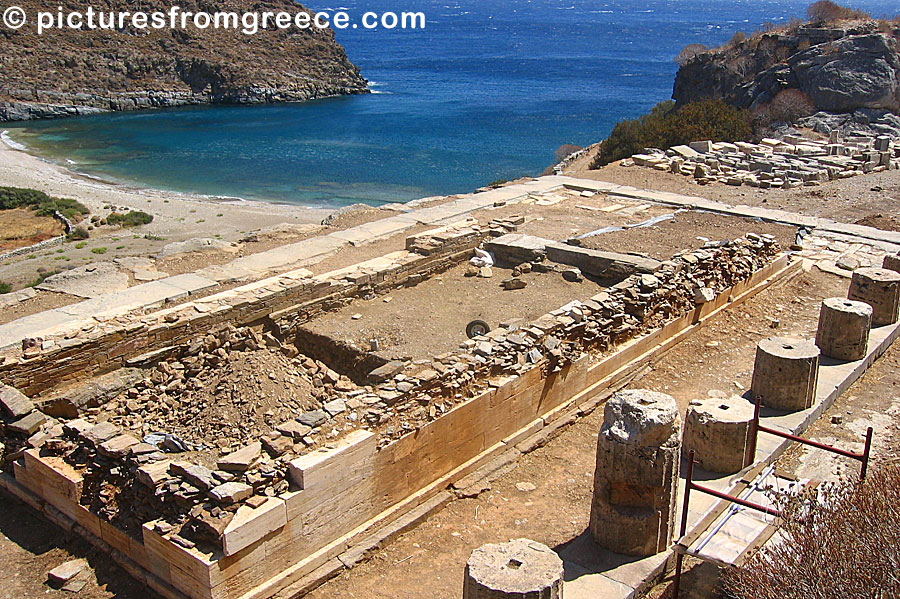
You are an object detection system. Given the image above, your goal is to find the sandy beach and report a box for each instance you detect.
[0,136,331,239]
[0,135,351,295]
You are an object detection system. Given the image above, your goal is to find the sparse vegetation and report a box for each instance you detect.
[0,186,89,220]
[75,241,88,249]
[0,282,11,294]
[674,43,708,65]
[806,0,870,23]
[724,466,900,599]
[590,99,753,168]
[753,89,817,131]
[106,210,154,227]
[28,270,59,287]
[67,226,89,241]
[91,247,108,255]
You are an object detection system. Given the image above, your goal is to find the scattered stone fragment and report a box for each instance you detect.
[210,481,253,505]
[276,420,312,440]
[217,441,262,472]
[562,268,582,282]
[515,482,537,492]
[47,559,87,586]
[299,410,328,428]
[502,277,527,290]
[478,266,493,278]
[0,384,35,419]
[9,411,47,435]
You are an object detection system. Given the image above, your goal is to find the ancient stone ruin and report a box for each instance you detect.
[589,389,681,557]
[0,208,786,599]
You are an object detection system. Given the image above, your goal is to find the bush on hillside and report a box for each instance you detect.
[66,226,89,241]
[723,465,900,599]
[0,282,11,294]
[107,210,154,227]
[753,89,817,130]
[806,0,870,23]
[589,99,752,168]
[0,186,89,220]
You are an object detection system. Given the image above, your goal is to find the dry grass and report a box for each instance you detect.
[724,466,900,599]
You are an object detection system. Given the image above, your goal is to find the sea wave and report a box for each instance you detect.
[1,130,28,151]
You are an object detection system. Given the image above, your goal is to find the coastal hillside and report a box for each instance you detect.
[673,21,900,114]
[0,0,368,121]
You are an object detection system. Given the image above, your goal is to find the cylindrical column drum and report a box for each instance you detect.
[683,397,755,474]
[589,389,680,557]
[848,267,900,326]
[883,252,900,274]
[750,337,819,411]
[463,538,563,599]
[815,298,872,361]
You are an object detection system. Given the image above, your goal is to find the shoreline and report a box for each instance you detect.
[0,134,333,243]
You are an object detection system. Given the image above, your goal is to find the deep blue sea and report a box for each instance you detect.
[6,0,899,207]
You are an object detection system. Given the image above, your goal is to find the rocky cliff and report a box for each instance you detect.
[0,0,368,121]
[673,22,900,114]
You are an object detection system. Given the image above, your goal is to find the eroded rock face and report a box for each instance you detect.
[0,0,368,122]
[674,25,900,114]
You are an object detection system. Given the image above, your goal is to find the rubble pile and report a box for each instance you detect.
[96,326,361,456]
[626,133,898,188]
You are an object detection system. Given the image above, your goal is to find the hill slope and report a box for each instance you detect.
[0,0,368,121]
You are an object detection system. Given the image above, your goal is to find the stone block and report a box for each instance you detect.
[0,384,34,419]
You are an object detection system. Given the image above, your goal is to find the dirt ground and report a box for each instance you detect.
[0,290,80,325]
[0,496,158,599]
[302,260,603,362]
[579,211,797,261]
[566,150,900,229]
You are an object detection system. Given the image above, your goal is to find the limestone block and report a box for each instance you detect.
[815,298,872,361]
[683,397,754,474]
[848,267,900,326]
[883,252,900,274]
[464,538,563,599]
[589,389,680,557]
[750,337,819,412]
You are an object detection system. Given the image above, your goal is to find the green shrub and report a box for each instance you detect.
[106,210,154,227]
[28,270,59,288]
[0,282,11,294]
[74,241,88,249]
[590,99,752,168]
[91,247,107,255]
[0,186,89,219]
[68,226,89,241]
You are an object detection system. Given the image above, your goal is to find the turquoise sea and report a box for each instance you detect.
[6,0,899,207]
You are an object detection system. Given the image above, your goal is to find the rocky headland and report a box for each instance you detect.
[0,0,368,121]
[673,21,900,116]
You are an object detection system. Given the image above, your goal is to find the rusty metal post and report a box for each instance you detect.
[672,450,696,599]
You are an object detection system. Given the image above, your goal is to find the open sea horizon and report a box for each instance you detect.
[6,0,899,208]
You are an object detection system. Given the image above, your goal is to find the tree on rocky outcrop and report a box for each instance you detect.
[806,0,870,23]
[724,466,900,599]
[752,89,817,131]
